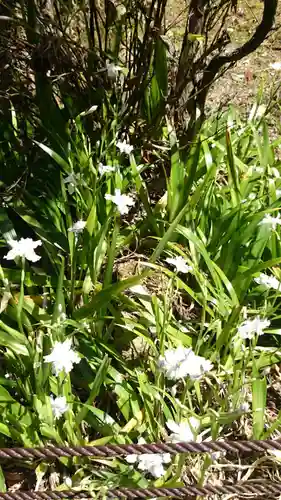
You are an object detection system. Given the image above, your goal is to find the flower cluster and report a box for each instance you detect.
[158,346,213,381]
[126,452,171,478]
[238,316,270,340]
[126,417,201,476]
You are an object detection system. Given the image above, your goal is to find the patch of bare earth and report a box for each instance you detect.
[165,0,281,115]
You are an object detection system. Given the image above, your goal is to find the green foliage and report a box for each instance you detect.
[1,100,281,490]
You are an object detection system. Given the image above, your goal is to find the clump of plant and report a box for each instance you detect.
[0,103,281,492]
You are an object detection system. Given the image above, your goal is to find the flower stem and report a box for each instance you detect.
[17,257,25,334]
[70,235,77,312]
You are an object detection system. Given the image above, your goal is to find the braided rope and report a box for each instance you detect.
[1,441,281,498]
[0,439,280,460]
[1,483,281,499]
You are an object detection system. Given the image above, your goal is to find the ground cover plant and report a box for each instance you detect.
[1,102,281,494]
[1,0,281,497]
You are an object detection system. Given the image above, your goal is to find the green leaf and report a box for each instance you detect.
[155,38,168,98]
[252,360,266,439]
[0,330,29,356]
[0,320,29,355]
[40,424,63,443]
[52,258,65,325]
[33,141,70,171]
[0,423,12,438]
[0,386,15,403]
[74,274,149,320]
[225,127,240,203]
[76,355,110,424]
[167,121,184,221]
[0,466,6,492]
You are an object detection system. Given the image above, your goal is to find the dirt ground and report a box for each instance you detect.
[165,0,281,115]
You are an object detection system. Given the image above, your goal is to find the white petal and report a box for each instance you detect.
[150,464,165,478]
[166,420,180,434]
[126,454,138,464]
[162,453,171,464]
[189,417,200,430]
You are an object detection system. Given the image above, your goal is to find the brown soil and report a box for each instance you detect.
[165,0,281,115]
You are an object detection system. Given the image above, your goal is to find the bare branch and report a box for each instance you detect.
[196,0,278,110]
[179,0,278,148]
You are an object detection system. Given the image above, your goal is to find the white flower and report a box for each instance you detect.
[259,213,281,230]
[98,163,116,176]
[44,339,80,375]
[68,220,86,233]
[158,346,213,381]
[158,347,191,380]
[126,453,171,478]
[254,273,281,290]
[165,256,192,274]
[116,140,134,155]
[4,238,42,262]
[64,477,72,488]
[106,61,123,80]
[238,316,270,340]
[270,62,281,71]
[63,173,78,194]
[50,395,69,419]
[185,352,213,380]
[105,188,134,215]
[167,418,200,443]
[126,454,138,464]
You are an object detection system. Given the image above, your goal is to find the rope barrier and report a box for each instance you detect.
[0,439,280,460]
[0,482,281,499]
[1,440,281,498]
